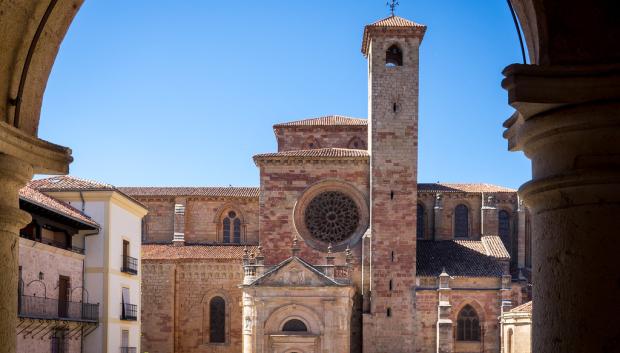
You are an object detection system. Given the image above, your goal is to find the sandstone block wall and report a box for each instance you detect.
[141,259,245,353]
[415,277,504,353]
[274,126,367,152]
[137,198,259,244]
[17,240,85,353]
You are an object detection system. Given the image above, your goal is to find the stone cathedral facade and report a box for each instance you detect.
[125,15,532,353]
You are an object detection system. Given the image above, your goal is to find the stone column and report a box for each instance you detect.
[516,198,526,270]
[0,154,33,352]
[503,63,620,352]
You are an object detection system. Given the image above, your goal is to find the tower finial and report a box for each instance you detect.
[387,0,399,16]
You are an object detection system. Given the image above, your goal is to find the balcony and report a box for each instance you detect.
[121,255,138,275]
[120,303,137,321]
[20,234,85,255]
[120,348,137,353]
[18,295,99,322]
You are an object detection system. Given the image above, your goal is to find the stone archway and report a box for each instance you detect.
[1,2,620,353]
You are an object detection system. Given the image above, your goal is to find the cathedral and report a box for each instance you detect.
[123,14,531,353]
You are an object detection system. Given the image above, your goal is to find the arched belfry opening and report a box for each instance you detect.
[385,44,403,67]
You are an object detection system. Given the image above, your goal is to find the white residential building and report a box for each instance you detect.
[30,176,148,353]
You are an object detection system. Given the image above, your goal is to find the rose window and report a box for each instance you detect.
[304,191,360,243]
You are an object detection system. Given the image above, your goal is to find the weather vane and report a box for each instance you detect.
[387,0,399,16]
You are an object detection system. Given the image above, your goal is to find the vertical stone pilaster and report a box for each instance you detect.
[0,154,33,353]
[433,193,443,240]
[481,194,498,237]
[172,199,186,246]
[436,271,452,353]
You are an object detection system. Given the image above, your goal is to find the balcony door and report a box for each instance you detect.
[58,276,69,317]
[123,240,130,268]
[122,329,129,350]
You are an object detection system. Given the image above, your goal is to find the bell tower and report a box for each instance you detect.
[362,15,426,353]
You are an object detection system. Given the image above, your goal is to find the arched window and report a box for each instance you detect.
[348,136,366,149]
[209,296,226,343]
[282,319,308,332]
[507,328,514,353]
[233,218,241,243]
[457,305,481,341]
[454,204,469,238]
[222,211,241,244]
[498,210,511,250]
[416,204,425,239]
[386,44,403,67]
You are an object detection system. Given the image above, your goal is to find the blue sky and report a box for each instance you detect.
[39,1,530,188]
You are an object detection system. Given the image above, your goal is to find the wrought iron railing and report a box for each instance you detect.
[120,347,137,353]
[120,303,137,321]
[18,295,99,322]
[121,255,138,275]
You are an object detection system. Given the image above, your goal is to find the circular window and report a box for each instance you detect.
[228,211,237,218]
[304,191,359,243]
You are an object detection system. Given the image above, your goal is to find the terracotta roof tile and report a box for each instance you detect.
[30,176,148,210]
[417,239,508,277]
[418,183,516,193]
[19,185,99,229]
[29,175,116,191]
[254,148,369,163]
[119,187,259,198]
[482,236,511,259]
[273,115,367,128]
[367,15,426,28]
[142,244,259,260]
[362,15,426,55]
[510,301,532,313]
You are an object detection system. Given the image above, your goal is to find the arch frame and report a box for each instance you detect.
[200,289,232,345]
[264,303,324,335]
[452,202,472,239]
[292,179,369,252]
[453,300,485,343]
[213,202,247,243]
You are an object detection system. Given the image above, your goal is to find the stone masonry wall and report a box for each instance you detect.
[415,277,503,353]
[365,34,421,353]
[141,259,245,353]
[274,126,367,152]
[17,240,85,353]
[258,160,369,264]
[137,198,259,244]
[417,192,518,241]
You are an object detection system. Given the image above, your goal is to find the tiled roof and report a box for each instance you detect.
[418,183,516,193]
[367,15,426,28]
[417,238,509,277]
[273,115,367,128]
[254,148,369,163]
[19,185,99,229]
[29,175,116,191]
[482,236,511,259]
[119,187,260,198]
[510,301,532,313]
[142,244,259,260]
[362,15,426,55]
[30,175,147,209]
